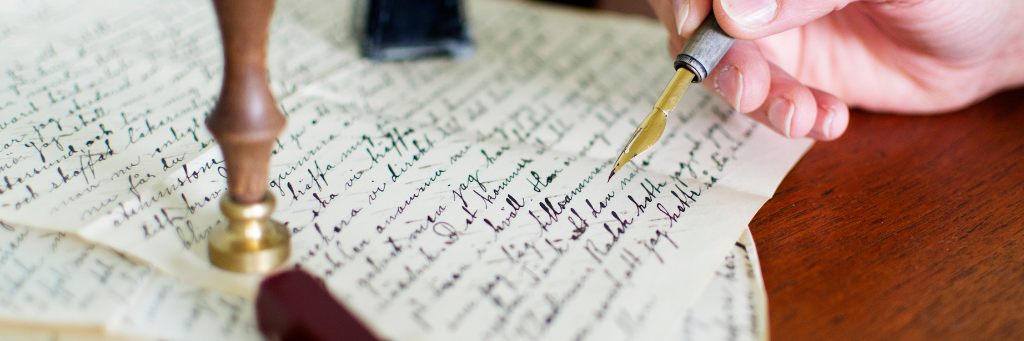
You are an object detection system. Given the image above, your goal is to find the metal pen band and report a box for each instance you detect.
[674,15,735,83]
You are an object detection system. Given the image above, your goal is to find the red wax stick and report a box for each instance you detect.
[257,270,379,341]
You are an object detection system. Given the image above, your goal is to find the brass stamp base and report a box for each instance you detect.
[209,192,291,273]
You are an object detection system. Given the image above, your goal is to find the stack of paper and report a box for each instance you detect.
[0,0,808,339]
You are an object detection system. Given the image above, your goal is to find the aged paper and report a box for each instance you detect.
[0,226,770,341]
[0,222,261,341]
[674,228,769,341]
[109,274,263,341]
[0,222,151,327]
[0,0,808,340]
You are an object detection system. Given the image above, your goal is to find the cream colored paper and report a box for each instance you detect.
[674,228,770,341]
[0,222,151,327]
[0,225,770,341]
[0,223,260,341]
[109,274,262,341]
[0,0,809,340]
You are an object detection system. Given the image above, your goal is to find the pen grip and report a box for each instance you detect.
[674,15,735,83]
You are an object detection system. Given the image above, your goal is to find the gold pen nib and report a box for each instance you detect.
[608,68,695,181]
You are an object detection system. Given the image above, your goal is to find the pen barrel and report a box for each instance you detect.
[674,15,735,83]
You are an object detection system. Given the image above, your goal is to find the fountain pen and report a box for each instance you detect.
[608,14,735,181]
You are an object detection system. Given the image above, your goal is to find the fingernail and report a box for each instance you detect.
[714,65,742,110]
[721,0,778,28]
[821,106,835,139]
[674,0,689,36]
[768,98,794,138]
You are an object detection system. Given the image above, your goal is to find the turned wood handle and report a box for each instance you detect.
[207,0,284,204]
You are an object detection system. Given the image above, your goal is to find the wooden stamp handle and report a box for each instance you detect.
[207,0,284,204]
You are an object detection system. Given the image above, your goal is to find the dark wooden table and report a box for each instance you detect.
[750,88,1024,340]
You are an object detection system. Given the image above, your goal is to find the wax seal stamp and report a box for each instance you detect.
[206,0,290,272]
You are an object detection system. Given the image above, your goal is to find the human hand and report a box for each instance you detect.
[647,0,1024,140]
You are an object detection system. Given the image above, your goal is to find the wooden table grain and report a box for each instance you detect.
[749,88,1024,340]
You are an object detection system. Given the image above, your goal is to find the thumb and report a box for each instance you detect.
[714,0,859,39]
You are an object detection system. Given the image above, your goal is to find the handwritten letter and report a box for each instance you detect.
[0,0,810,340]
[675,229,769,341]
[0,222,151,326]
